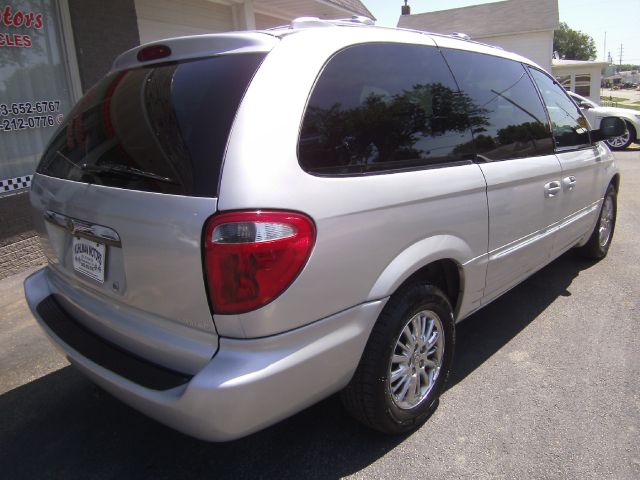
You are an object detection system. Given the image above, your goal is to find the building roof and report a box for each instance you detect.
[397,0,559,38]
[251,0,375,22]
[326,0,375,19]
[552,59,609,68]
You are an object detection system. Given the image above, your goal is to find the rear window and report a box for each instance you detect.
[36,53,266,196]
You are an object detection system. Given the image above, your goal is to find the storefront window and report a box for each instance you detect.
[574,74,591,97]
[0,1,74,193]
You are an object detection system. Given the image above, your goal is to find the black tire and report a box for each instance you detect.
[341,283,455,434]
[577,184,617,259]
[605,121,636,150]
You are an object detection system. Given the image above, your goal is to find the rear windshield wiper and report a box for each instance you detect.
[81,164,177,184]
[53,151,177,185]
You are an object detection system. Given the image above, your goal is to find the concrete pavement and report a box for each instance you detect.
[0,265,67,395]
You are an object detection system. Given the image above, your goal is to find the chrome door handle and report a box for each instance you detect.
[544,181,561,198]
[562,175,577,190]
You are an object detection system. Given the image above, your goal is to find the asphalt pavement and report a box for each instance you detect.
[1,151,639,479]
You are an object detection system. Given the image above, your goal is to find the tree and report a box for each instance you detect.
[553,22,597,60]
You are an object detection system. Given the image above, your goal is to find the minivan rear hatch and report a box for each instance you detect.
[30,42,270,373]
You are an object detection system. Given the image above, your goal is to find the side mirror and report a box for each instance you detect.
[591,116,626,142]
[579,102,592,109]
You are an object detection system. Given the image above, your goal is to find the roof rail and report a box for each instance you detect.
[268,20,505,52]
[337,16,375,26]
[289,16,374,29]
[450,32,471,41]
[389,25,505,50]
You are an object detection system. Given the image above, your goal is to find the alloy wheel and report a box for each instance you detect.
[606,131,630,149]
[388,309,444,410]
[598,195,615,247]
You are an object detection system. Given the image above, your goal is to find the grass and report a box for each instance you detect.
[603,102,640,110]
[600,96,630,102]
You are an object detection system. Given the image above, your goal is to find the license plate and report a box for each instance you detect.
[72,236,106,283]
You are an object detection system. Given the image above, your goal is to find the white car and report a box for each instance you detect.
[568,91,640,150]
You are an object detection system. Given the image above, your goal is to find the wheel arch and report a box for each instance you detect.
[624,119,638,141]
[610,172,621,193]
[394,259,462,316]
[367,235,475,319]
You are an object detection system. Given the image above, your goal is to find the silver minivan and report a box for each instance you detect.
[25,18,623,441]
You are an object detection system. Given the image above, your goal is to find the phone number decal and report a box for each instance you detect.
[0,100,61,116]
[1,115,63,132]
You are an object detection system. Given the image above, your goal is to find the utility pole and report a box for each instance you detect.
[603,32,606,62]
[618,44,623,65]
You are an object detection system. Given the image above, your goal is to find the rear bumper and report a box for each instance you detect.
[25,267,386,441]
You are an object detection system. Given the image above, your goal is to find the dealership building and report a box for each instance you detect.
[0,0,373,279]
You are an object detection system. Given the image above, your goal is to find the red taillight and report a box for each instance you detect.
[203,211,316,315]
[137,44,171,62]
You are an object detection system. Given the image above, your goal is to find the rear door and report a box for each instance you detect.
[31,51,267,369]
[440,48,562,302]
[528,68,606,254]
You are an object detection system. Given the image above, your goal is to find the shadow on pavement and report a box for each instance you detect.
[0,365,408,479]
[0,252,596,479]
[447,251,596,390]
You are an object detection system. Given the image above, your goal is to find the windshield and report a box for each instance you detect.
[36,53,266,197]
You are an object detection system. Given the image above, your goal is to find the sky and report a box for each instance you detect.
[364,0,640,66]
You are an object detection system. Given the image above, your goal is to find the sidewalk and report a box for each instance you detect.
[0,266,68,395]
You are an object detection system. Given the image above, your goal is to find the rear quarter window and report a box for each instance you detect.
[36,53,266,197]
[298,43,476,175]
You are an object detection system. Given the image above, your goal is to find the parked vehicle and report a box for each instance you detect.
[24,17,624,441]
[567,91,640,150]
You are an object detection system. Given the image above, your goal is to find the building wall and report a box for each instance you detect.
[68,0,140,91]
[255,13,286,30]
[0,192,45,280]
[476,30,554,72]
[135,0,233,44]
[619,71,640,83]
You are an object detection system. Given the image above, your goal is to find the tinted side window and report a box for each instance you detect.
[528,68,591,150]
[299,43,474,175]
[441,49,554,161]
